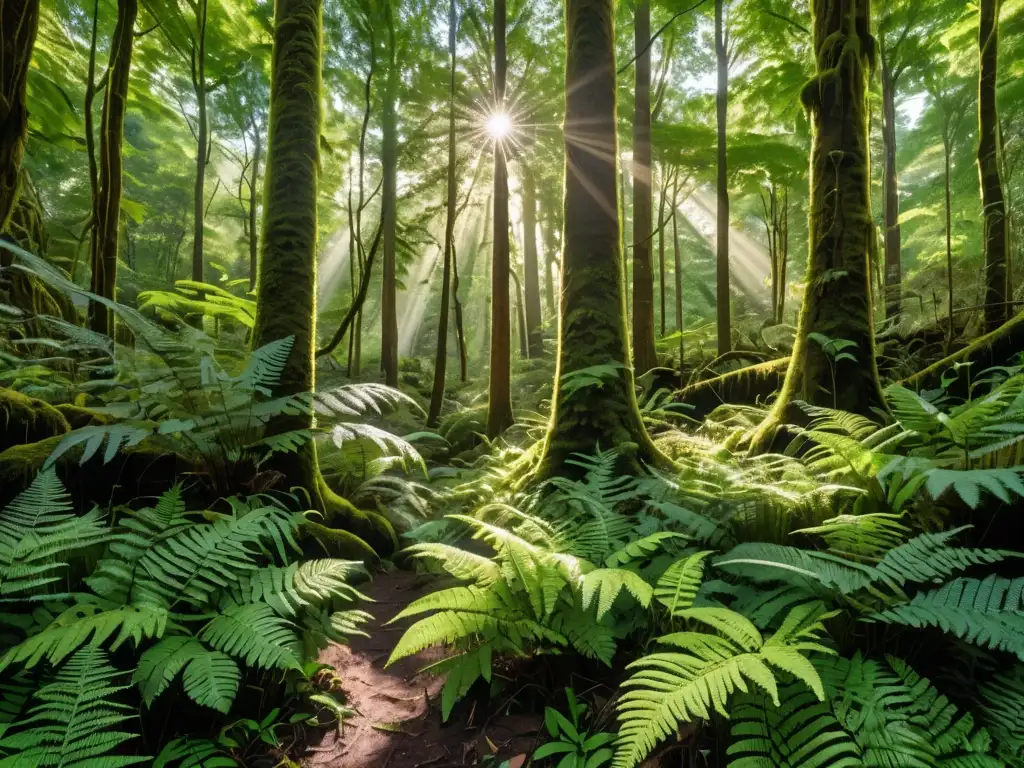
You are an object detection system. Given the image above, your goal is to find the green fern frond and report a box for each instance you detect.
[154,737,238,767]
[234,336,292,393]
[329,423,426,474]
[134,636,241,714]
[655,551,712,616]
[715,543,876,595]
[885,384,945,435]
[198,603,302,671]
[873,526,1008,589]
[794,512,909,563]
[180,650,240,714]
[979,666,1024,761]
[0,646,148,766]
[604,532,686,567]
[313,382,424,420]
[871,576,1024,659]
[580,568,653,620]
[404,543,502,585]
[43,424,154,470]
[727,682,862,767]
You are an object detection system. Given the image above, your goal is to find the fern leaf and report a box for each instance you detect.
[405,543,502,585]
[135,636,206,706]
[181,650,240,714]
[715,543,876,595]
[580,569,653,620]
[655,551,712,616]
[43,424,153,470]
[874,526,1008,589]
[199,603,301,671]
[604,532,686,567]
[154,737,238,768]
[978,666,1024,761]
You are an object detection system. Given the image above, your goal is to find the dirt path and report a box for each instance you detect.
[302,570,540,768]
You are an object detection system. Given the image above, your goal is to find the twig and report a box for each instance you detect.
[618,0,709,75]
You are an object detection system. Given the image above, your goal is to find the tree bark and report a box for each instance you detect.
[380,3,399,387]
[248,126,261,291]
[428,0,459,427]
[88,0,138,336]
[657,165,667,337]
[535,0,658,479]
[486,0,514,436]
[522,169,543,356]
[543,214,557,316]
[714,0,730,354]
[945,138,954,347]
[631,0,657,375]
[191,0,209,283]
[0,0,39,234]
[752,0,887,449]
[978,0,1008,333]
[881,54,902,319]
[672,175,683,365]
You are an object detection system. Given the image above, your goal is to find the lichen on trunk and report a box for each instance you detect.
[0,0,39,235]
[533,0,659,480]
[751,0,888,450]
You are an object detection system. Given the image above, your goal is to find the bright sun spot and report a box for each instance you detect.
[485,112,512,140]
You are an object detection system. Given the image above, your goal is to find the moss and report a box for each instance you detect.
[316,473,397,557]
[0,434,63,488]
[55,404,115,429]
[901,311,1024,394]
[299,520,380,563]
[0,388,70,451]
[676,358,789,420]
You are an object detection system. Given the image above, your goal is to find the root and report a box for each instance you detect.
[675,358,790,420]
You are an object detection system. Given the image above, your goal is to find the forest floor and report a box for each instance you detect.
[301,570,540,768]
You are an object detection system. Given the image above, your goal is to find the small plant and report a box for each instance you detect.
[533,688,615,768]
[808,332,859,408]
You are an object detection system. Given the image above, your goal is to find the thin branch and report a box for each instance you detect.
[618,0,709,75]
[760,7,809,36]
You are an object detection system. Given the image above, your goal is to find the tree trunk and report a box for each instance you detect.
[631,0,657,375]
[752,0,887,449]
[522,169,543,356]
[535,0,658,479]
[486,0,514,436]
[779,186,789,321]
[543,214,557,316]
[978,0,1008,333]
[0,0,39,234]
[945,138,954,347]
[715,0,730,354]
[511,266,528,358]
[191,0,209,283]
[380,4,399,387]
[248,127,261,291]
[881,55,902,319]
[657,166,667,337]
[672,176,683,365]
[88,0,138,336]
[428,0,458,427]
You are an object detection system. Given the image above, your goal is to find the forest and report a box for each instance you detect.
[1,0,1024,765]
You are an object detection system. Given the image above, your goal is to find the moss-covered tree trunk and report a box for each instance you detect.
[248,126,261,291]
[253,0,393,556]
[880,54,902,319]
[535,0,659,479]
[978,0,1008,333]
[714,0,731,354]
[672,177,683,364]
[427,0,458,428]
[88,0,138,336]
[380,5,399,388]
[191,0,209,283]
[486,0,514,436]
[0,0,39,235]
[631,0,657,375]
[522,169,543,356]
[657,166,667,337]
[751,0,887,450]
[944,135,954,346]
[543,213,557,316]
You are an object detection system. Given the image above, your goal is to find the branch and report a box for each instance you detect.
[760,7,809,36]
[618,0,709,75]
[316,221,384,357]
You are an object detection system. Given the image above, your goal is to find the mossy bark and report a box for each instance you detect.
[676,357,789,420]
[191,0,209,284]
[672,179,683,364]
[0,0,39,234]
[248,127,262,292]
[751,0,887,450]
[427,0,459,428]
[534,0,659,480]
[880,54,902,319]
[88,0,138,336]
[522,169,543,357]
[630,0,657,376]
[714,0,731,355]
[380,3,399,388]
[0,388,70,452]
[977,0,1008,333]
[253,0,393,557]
[486,0,514,437]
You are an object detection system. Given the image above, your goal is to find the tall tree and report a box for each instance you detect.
[535,0,658,478]
[978,0,1009,332]
[752,0,887,449]
[380,1,399,387]
[714,0,731,354]
[254,0,391,554]
[522,168,543,356]
[486,0,514,436]
[428,0,459,427]
[0,0,39,234]
[190,0,210,283]
[631,0,658,374]
[88,0,139,335]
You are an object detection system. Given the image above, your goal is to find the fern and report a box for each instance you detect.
[873,526,1009,590]
[727,681,862,767]
[614,602,834,768]
[978,666,1024,761]
[153,737,238,767]
[580,569,653,620]
[198,602,302,671]
[0,646,148,766]
[134,637,240,713]
[870,576,1024,659]
[654,551,711,616]
[715,542,876,595]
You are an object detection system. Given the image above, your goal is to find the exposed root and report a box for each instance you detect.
[675,358,790,420]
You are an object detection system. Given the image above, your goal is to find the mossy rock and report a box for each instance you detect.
[675,357,790,420]
[0,388,70,452]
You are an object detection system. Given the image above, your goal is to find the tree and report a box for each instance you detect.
[978,0,1009,332]
[0,0,39,234]
[486,0,514,436]
[714,0,730,355]
[428,0,459,428]
[752,0,887,449]
[631,0,658,375]
[535,0,658,478]
[88,0,139,335]
[522,168,543,356]
[253,0,392,554]
[380,1,399,387]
